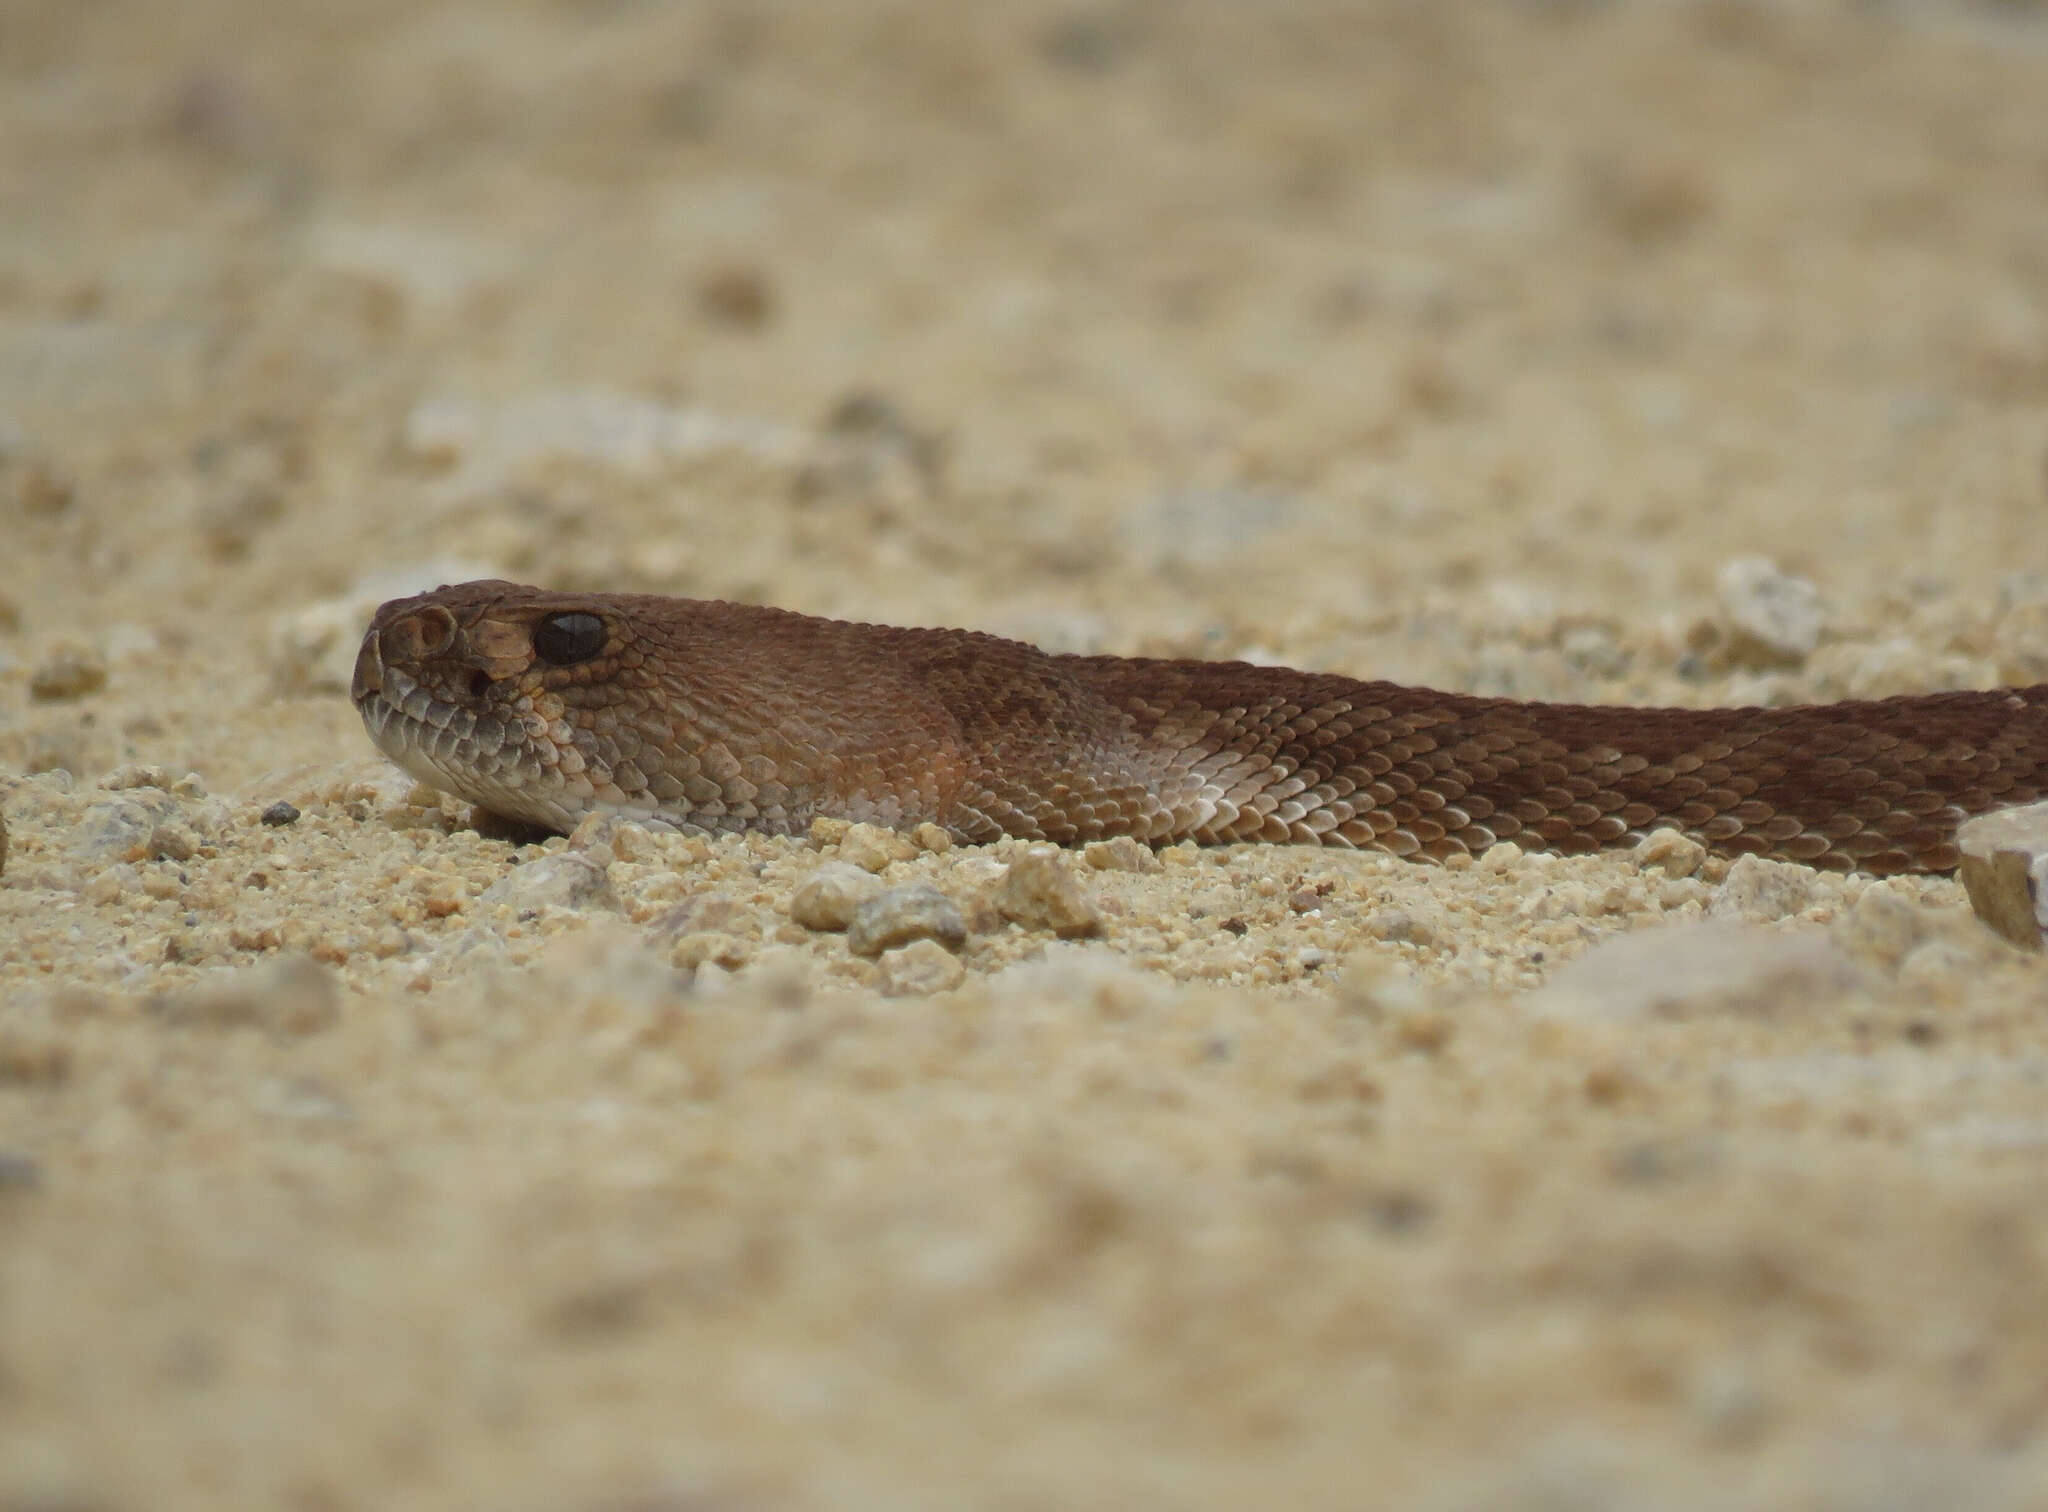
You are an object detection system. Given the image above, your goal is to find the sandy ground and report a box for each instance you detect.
[6,0,2048,1507]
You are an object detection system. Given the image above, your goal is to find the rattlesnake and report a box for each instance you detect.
[352,579,2048,876]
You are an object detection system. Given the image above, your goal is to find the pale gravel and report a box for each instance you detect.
[5,2,2048,1510]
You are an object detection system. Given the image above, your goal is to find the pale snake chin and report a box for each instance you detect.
[352,579,2048,876]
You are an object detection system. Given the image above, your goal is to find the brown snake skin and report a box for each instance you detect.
[352,579,2048,876]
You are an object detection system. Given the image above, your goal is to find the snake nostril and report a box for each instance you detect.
[410,606,461,657]
[379,605,462,665]
[466,669,494,702]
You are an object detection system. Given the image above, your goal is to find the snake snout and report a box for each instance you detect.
[353,604,468,707]
[381,604,461,664]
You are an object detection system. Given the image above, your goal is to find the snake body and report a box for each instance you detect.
[352,580,2048,875]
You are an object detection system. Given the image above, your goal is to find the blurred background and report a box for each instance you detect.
[7,0,2047,672]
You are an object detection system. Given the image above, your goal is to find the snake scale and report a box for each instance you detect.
[352,579,2048,876]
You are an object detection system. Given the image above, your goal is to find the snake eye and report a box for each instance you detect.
[532,612,607,667]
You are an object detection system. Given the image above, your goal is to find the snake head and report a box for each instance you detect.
[352,579,642,833]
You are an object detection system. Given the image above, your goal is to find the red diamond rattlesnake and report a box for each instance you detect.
[352,580,2048,876]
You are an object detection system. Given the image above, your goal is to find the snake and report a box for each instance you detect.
[351,579,2048,876]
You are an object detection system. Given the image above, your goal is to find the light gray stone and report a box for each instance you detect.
[847,883,967,957]
[477,852,618,913]
[1957,801,2048,950]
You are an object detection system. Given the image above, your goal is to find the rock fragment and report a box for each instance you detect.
[1715,555,1825,663]
[787,861,884,932]
[98,763,171,791]
[1634,827,1706,879]
[476,852,618,913]
[834,822,919,874]
[1710,854,1823,921]
[1082,835,1158,873]
[877,939,966,996]
[71,792,182,863]
[1957,802,2048,950]
[671,932,751,972]
[996,845,1104,938]
[648,892,757,941]
[1365,908,1439,947]
[148,821,201,863]
[846,883,967,957]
